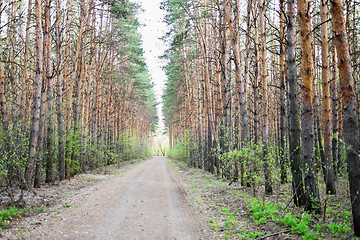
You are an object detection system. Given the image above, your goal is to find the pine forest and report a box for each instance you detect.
[0,0,360,239]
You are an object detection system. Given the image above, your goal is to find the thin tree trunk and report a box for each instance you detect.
[287,0,305,207]
[20,0,33,122]
[56,0,65,181]
[34,75,47,188]
[253,0,260,145]
[224,0,241,180]
[279,0,287,184]
[44,0,55,184]
[259,0,272,195]
[320,0,336,194]
[64,0,72,179]
[219,4,230,177]
[331,46,339,178]
[240,0,251,186]
[25,0,43,187]
[0,0,6,127]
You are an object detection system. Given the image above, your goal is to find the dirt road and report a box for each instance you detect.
[21,157,203,240]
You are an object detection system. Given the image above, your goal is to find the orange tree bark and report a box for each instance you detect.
[259,0,272,195]
[330,0,360,235]
[297,0,321,213]
[20,0,33,122]
[224,0,241,179]
[55,0,65,180]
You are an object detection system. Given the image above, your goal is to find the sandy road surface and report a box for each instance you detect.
[21,157,202,240]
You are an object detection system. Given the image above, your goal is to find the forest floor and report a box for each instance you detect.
[0,156,354,239]
[168,160,354,240]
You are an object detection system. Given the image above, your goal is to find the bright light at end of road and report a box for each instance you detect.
[135,0,168,131]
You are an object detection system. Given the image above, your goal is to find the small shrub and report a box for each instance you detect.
[63,204,72,209]
[0,217,7,229]
[0,210,11,220]
[9,206,22,218]
[328,223,351,236]
[33,206,47,213]
[247,231,262,239]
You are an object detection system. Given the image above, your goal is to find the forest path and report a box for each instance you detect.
[22,157,202,240]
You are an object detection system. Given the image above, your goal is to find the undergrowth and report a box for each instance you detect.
[0,206,30,231]
[168,158,355,240]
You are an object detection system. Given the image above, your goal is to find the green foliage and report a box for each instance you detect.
[161,0,191,25]
[0,218,6,229]
[0,206,29,230]
[107,0,138,19]
[246,197,317,238]
[65,127,82,176]
[0,210,11,221]
[250,200,280,225]
[63,204,72,209]
[246,231,262,239]
[109,2,158,132]
[0,123,30,188]
[9,206,22,219]
[221,207,237,229]
[327,223,351,236]
[22,207,30,216]
[80,131,153,171]
[116,132,153,162]
[166,131,198,166]
[0,0,157,191]
[243,197,353,239]
[33,206,47,213]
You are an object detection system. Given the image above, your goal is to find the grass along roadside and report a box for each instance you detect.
[167,158,355,239]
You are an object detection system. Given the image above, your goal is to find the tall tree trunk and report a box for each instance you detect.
[219,4,230,177]
[253,0,260,145]
[44,0,55,184]
[330,46,339,178]
[20,0,33,123]
[25,0,43,187]
[330,0,360,235]
[34,75,47,188]
[279,0,287,184]
[240,0,251,186]
[297,0,321,213]
[259,0,272,195]
[0,0,6,127]
[287,0,305,206]
[72,0,86,166]
[224,0,241,180]
[320,0,336,194]
[56,0,65,181]
[64,0,72,179]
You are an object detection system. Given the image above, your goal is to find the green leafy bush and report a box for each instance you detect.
[328,223,351,236]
